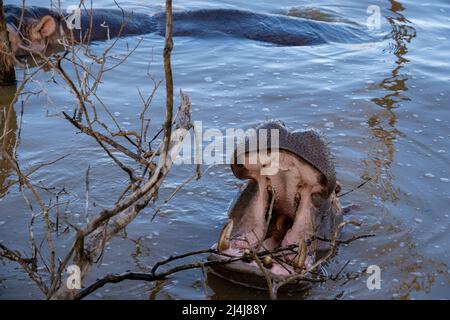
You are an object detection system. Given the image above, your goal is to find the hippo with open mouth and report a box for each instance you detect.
[208,121,342,290]
[3,5,375,57]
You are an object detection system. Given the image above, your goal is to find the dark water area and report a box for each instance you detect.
[1,0,449,299]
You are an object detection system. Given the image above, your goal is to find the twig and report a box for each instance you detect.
[62,112,148,165]
[272,220,363,297]
[85,165,90,222]
[150,248,215,274]
[150,169,203,221]
[338,178,372,198]
[52,92,192,299]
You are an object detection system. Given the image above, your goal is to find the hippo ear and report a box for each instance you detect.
[335,181,342,195]
[35,16,57,38]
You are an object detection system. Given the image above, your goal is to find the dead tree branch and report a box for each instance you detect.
[51,91,192,299]
[71,228,373,300]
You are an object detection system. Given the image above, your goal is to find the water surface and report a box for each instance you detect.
[1,0,449,299]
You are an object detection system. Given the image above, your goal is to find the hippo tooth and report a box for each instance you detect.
[293,240,308,270]
[217,219,233,252]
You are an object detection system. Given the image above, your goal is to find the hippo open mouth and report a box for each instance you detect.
[208,121,342,290]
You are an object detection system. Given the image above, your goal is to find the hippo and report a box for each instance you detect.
[208,121,342,290]
[3,5,374,57]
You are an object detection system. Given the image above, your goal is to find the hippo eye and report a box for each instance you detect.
[311,193,323,207]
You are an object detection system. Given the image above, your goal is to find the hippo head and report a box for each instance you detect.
[5,8,60,57]
[209,121,342,290]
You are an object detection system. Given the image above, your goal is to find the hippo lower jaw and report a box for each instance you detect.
[208,122,342,289]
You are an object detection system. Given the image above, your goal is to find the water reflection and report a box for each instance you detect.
[360,0,449,299]
[389,232,449,299]
[363,0,416,202]
[0,85,18,197]
[206,272,311,300]
[374,0,416,109]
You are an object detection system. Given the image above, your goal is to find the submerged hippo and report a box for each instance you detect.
[4,5,374,56]
[208,121,342,290]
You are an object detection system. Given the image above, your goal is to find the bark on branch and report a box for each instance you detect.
[0,0,16,85]
[51,91,191,299]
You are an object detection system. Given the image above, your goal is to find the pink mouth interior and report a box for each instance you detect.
[214,150,328,277]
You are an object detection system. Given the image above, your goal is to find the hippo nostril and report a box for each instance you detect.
[335,182,342,195]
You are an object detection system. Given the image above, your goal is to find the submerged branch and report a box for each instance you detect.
[62,112,149,165]
[73,230,373,300]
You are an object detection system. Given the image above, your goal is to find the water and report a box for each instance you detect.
[1,0,450,299]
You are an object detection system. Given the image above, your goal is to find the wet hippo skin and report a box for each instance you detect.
[4,5,374,56]
[210,121,343,289]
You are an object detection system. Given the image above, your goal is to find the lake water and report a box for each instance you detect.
[1,0,449,299]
